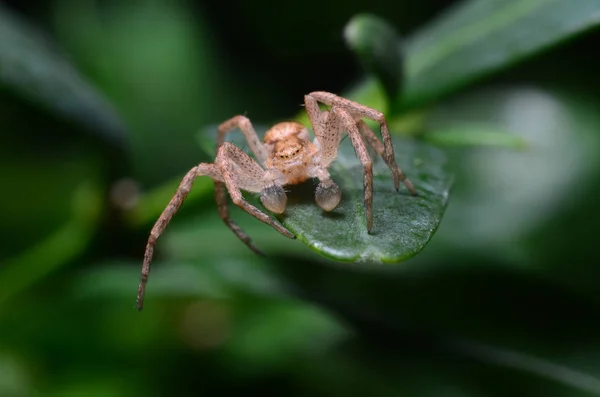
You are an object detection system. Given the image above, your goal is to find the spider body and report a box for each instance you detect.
[264,121,318,186]
[136,92,417,310]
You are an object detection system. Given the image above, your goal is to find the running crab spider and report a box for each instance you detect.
[136,91,417,310]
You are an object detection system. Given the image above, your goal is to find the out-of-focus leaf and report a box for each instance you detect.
[423,123,529,149]
[78,260,289,306]
[0,352,32,397]
[423,86,600,254]
[197,126,452,263]
[397,0,600,109]
[161,209,309,259]
[298,337,600,397]
[0,4,127,154]
[51,0,259,184]
[77,262,227,311]
[0,182,103,309]
[78,260,349,377]
[397,84,600,303]
[273,254,600,396]
[344,14,404,101]
[341,2,600,114]
[222,298,351,375]
[448,339,600,395]
[45,377,137,397]
[125,174,214,228]
[0,5,128,291]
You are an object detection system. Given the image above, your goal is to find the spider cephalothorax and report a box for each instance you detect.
[136,92,417,310]
[264,122,318,185]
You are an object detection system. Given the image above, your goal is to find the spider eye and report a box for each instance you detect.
[315,180,341,212]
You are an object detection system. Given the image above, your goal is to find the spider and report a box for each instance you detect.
[136,91,417,310]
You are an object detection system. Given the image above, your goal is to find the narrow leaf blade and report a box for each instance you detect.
[424,123,529,149]
[0,5,127,151]
[398,0,600,108]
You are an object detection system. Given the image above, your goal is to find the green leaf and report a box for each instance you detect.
[0,181,103,310]
[0,352,32,397]
[51,0,262,184]
[0,4,127,153]
[401,0,600,108]
[344,2,600,112]
[286,256,600,395]
[344,14,404,102]
[0,5,129,305]
[125,174,214,228]
[420,85,600,295]
[76,256,291,303]
[222,298,350,375]
[197,126,452,263]
[309,2,600,134]
[161,209,310,259]
[423,123,529,149]
[424,85,600,249]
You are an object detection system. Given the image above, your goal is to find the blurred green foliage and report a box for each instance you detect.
[3,0,600,396]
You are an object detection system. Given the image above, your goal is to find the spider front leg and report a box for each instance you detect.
[214,181,265,256]
[137,163,222,311]
[311,104,375,232]
[218,115,268,164]
[216,142,295,239]
[335,108,375,231]
[306,91,417,195]
[214,115,272,256]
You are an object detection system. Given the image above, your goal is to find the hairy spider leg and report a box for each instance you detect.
[214,116,271,256]
[306,91,416,195]
[216,142,294,238]
[137,163,221,311]
[356,121,416,194]
[304,95,375,231]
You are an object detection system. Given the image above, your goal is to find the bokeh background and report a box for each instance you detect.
[2,0,600,396]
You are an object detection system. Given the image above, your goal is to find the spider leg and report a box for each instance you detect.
[329,107,375,232]
[218,115,268,165]
[357,121,416,195]
[356,120,385,155]
[304,94,342,166]
[137,163,221,311]
[217,142,295,239]
[214,181,265,256]
[215,116,277,254]
[306,91,416,195]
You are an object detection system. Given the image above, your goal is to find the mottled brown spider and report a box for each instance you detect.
[136,91,417,310]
